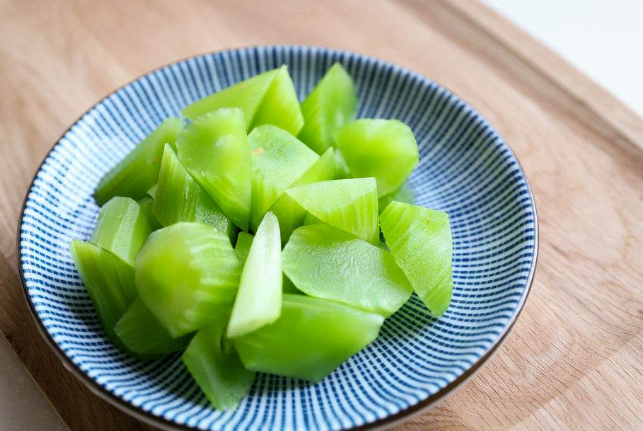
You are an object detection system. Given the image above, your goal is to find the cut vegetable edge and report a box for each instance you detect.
[70,240,136,350]
[298,63,357,154]
[285,177,380,245]
[380,201,453,316]
[227,212,282,338]
[233,294,384,382]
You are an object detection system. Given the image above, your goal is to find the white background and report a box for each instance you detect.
[2,2,642,429]
[482,0,643,116]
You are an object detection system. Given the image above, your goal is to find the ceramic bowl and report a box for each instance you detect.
[17,45,537,431]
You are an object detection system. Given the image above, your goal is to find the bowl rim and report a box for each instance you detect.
[15,44,539,431]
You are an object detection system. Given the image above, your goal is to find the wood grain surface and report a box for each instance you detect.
[1,0,642,430]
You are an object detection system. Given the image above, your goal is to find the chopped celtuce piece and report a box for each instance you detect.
[154,144,236,240]
[234,232,254,265]
[227,212,282,338]
[335,119,419,196]
[135,223,241,337]
[233,294,383,382]
[94,118,184,204]
[248,125,319,230]
[299,63,357,154]
[286,178,379,245]
[380,201,453,316]
[177,108,252,230]
[182,66,303,135]
[89,197,152,267]
[70,240,136,347]
[182,68,279,127]
[282,223,412,317]
[250,66,304,136]
[182,318,255,410]
[269,147,336,244]
[115,297,192,360]
[378,182,414,213]
[137,197,162,231]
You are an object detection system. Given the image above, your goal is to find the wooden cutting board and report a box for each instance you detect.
[1,0,642,429]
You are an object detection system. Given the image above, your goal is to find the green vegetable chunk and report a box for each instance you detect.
[227,212,282,338]
[270,147,336,244]
[89,197,152,267]
[70,240,136,347]
[135,223,241,337]
[286,177,379,245]
[154,144,236,240]
[115,297,192,360]
[282,224,412,317]
[177,108,252,230]
[234,232,254,265]
[251,66,304,136]
[94,118,184,204]
[233,294,384,382]
[182,66,303,135]
[299,63,357,154]
[182,68,278,125]
[248,125,319,230]
[137,197,162,231]
[380,201,453,316]
[335,119,419,197]
[183,318,255,410]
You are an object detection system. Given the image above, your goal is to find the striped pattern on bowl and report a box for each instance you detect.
[18,46,537,431]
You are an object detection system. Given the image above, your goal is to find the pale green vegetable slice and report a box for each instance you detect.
[182,68,278,126]
[250,66,304,136]
[135,223,241,337]
[248,125,319,230]
[282,223,412,317]
[177,108,252,230]
[154,144,236,240]
[233,294,384,382]
[227,212,282,338]
[286,177,379,245]
[183,318,255,410]
[182,66,303,135]
[70,240,136,347]
[380,201,453,316]
[298,63,357,154]
[89,197,152,267]
[335,119,418,196]
[269,147,336,243]
[94,118,184,204]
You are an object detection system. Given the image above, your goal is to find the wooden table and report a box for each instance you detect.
[2,0,642,429]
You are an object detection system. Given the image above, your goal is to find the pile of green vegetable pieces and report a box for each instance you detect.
[71,64,453,410]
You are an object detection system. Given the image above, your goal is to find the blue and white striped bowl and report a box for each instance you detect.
[17,46,537,431]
